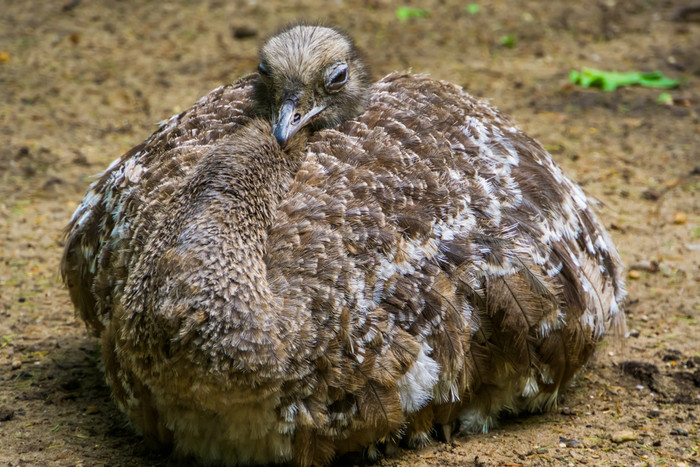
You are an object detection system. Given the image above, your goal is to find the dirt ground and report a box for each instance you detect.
[1,0,698,465]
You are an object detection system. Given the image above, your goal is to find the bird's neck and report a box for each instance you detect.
[181,120,308,379]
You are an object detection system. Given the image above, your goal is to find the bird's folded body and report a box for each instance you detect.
[61,24,625,466]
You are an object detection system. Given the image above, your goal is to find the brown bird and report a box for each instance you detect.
[61,24,626,466]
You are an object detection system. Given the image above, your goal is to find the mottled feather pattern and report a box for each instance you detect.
[62,67,625,465]
[63,76,258,334]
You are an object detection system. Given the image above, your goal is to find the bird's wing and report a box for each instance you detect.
[61,75,259,334]
[262,73,624,448]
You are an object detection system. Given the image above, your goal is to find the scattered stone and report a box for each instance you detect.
[630,260,659,273]
[662,350,683,362]
[11,360,22,370]
[559,436,583,448]
[610,430,637,443]
[231,26,257,39]
[670,427,689,436]
[673,212,688,225]
[16,146,30,158]
[641,188,661,201]
[68,32,81,45]
[0,406,14,422]
[686,356,700,368]
[71,154,90,166]
[647,408,660,418]
[629,329,640,338]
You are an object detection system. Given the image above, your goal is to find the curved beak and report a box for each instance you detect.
[272,96,325,146]
[272,98,299,146]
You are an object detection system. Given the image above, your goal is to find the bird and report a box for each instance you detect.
[61,23,626,467]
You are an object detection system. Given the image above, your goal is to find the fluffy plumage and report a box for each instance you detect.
[61,24,626,466]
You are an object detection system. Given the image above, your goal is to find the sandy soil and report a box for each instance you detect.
[1,1,698,465]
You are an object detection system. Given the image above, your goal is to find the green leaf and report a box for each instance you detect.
[570,67,679,91]
[499,34,516,48]
[467,4,480,14]
[657,93,673,105]
[395,6,430,20]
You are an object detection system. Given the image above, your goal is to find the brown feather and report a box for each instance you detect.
[60,24,626,466]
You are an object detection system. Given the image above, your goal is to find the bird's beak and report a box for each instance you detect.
[272,98,299,146]
[272,96,325,146]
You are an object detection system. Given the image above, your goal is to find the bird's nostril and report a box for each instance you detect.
[293,113,301,124]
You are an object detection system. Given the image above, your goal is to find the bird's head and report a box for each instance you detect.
[254,24,370,146]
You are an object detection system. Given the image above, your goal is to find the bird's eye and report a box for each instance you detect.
[257,62,270,77]
[324,63,348,93]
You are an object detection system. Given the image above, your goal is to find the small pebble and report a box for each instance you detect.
[610,430,637,443]
[628,270,641,280]
[630,260,659,273]
[686,356,700,368]
[559,436,583,448]
[231,26,257,39]
[670,427,689,436]
[0,406,14,422]
[11,360,22,370]
[641,188,661,201]
[673,212,688,225]
[561,407,576,415]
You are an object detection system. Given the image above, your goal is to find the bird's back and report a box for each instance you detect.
[265,72,626,441]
